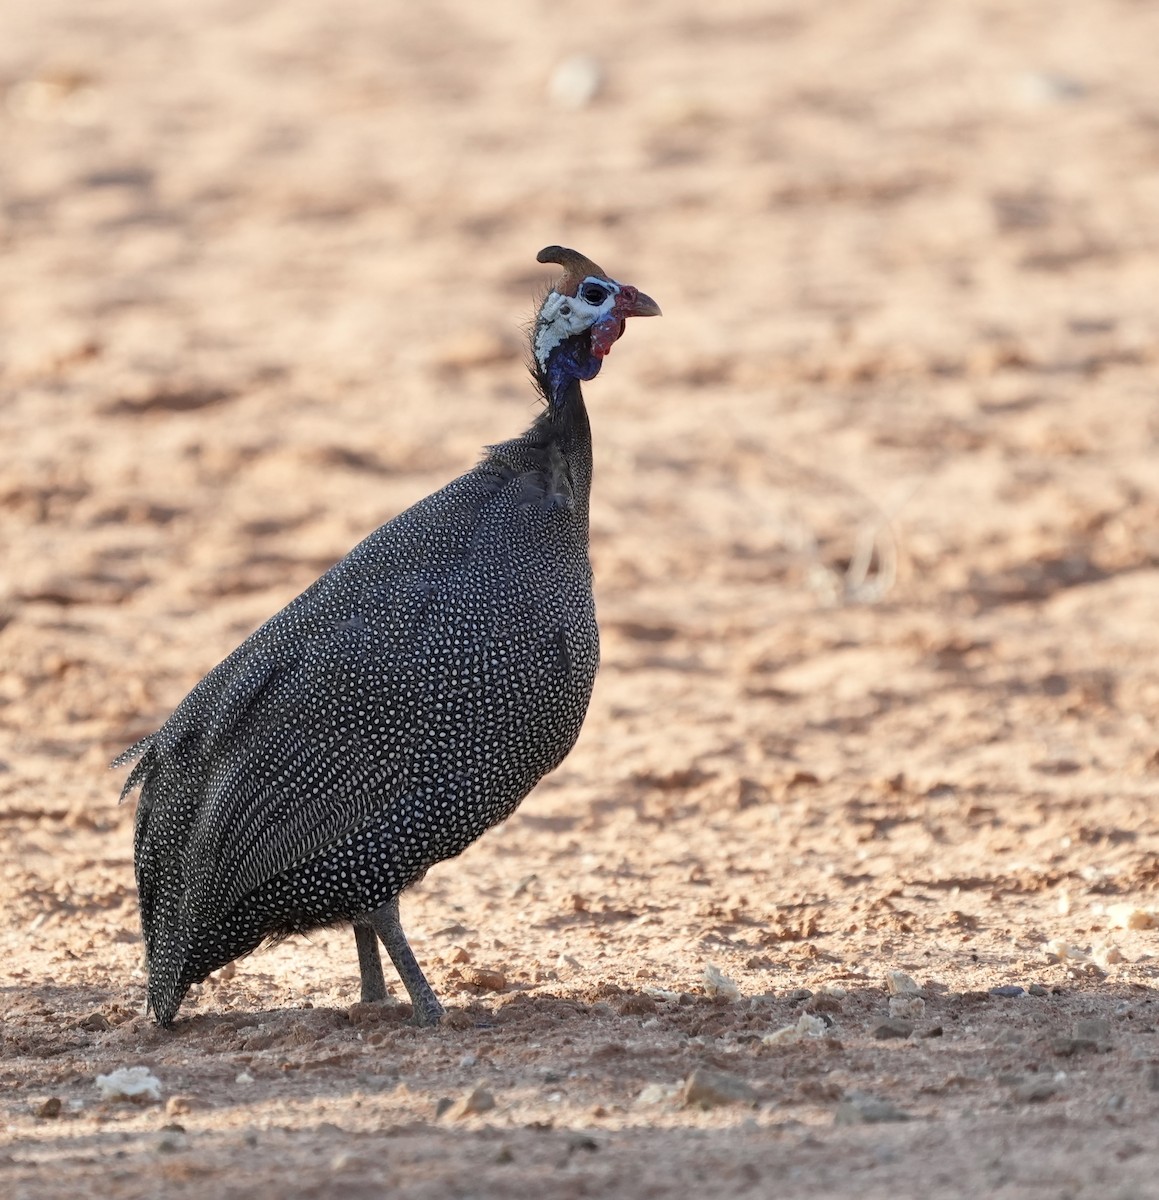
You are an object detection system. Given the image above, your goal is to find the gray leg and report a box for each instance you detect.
[364,896,445,1027]
[353,922,388,1003]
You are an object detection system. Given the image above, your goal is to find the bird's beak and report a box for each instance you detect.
[617,287,662,318]
[590,283,661,359]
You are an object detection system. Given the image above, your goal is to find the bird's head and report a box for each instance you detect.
[532,245,660,402]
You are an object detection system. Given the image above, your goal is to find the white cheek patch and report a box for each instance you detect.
[534,277,620,369]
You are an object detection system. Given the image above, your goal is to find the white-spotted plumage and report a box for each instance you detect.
[115,247,659,1027]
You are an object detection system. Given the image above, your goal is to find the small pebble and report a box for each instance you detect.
[1093,944,1124,967]
[805,994,843,1015]
[445,1084,495,1119]
[547,54,603,110]
[617,992,657,1017]
[636,1083,675,1106]
[889,996,925,1021]
[834,1095,911,1124]
[703,963,741,1001]
[763,1013,827,1046]
[1014,1078,1059,1102]
[95,1067,163,1103]
[871,1018,913,1040]
[1106,904,1158,931]
[463,967,506,993]
[989,985,1025,998]
[1015,71,1086,107]
[885,971,920,996]
[682,1067,758,1109]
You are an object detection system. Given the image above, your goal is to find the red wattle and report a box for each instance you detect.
[590,314,625,359]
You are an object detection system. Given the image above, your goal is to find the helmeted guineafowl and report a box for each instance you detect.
[114,246,660,1027]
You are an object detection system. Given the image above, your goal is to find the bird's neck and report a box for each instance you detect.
[532,375,593,516]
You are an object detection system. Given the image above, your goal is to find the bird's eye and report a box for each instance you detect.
[581,283,608,305]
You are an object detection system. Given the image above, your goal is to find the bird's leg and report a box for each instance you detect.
[364,896,445,1026]
[352,922,388,1003]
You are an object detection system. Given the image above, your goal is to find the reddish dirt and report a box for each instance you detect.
[3,1,1159,1196]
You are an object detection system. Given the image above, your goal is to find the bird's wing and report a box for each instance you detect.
[175,588,442,923]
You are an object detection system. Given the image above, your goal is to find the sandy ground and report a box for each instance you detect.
[3,0,1159,1195]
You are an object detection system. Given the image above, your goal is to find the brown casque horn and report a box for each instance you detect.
[536,245,610,284]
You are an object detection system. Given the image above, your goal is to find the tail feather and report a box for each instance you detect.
[112,735,155,802]
[114,737,194,1024]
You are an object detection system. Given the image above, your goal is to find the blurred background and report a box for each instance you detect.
[3,4,1159,1186]
[2,0,1159,999]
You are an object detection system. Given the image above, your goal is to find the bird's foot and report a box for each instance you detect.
[362,896,446,1030]
[408,989,446,1028]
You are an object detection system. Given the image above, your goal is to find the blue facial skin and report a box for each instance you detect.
[545,336,603,408]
